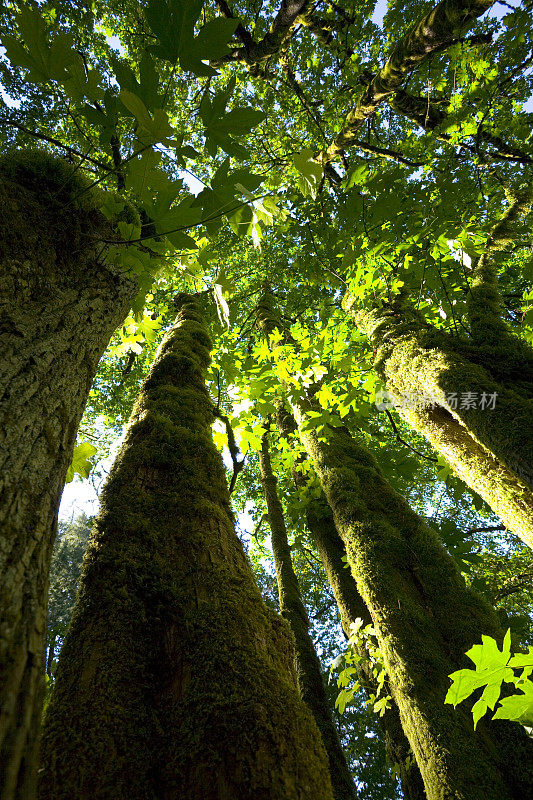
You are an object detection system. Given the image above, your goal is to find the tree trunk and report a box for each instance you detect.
[259,432,357,800]
[0,151,137,800]
[345,297,533,549]
[395,401,533,548]
[39,295,334,800]
[256,287,533,799]
[275,405,426,800]
[288,404,533,800]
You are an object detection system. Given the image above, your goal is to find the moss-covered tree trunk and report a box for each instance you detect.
[287,401,533,800]
[345,297,533,549]
[259,432,357,800]
[0,152,137,800]
[39,295,334,800]
[276,406,426,800]
[256,288,533,799]
[342,189,533,549]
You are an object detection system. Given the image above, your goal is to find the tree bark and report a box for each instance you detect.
[259,432,357,800]
[288,405,533,800]
[256,287,533,800]
[345,297,533,549]
[395,401,533,549]
[275,405,426,800]
[39,295,334,800]
[0,151,137,800]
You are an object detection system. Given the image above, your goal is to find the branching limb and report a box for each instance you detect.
[213,408,246,494]
[219,0,310,65]
[2,117,114,171]
[495,571,533,601]
[390,89,533,164]
[320,0,495,164]
[385,409,438,462]
[213,0,255,48]
[467,186,533,341]
[466,524,506,534]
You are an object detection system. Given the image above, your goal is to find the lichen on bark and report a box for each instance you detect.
[0,149,137,800]
[39,295,334,800]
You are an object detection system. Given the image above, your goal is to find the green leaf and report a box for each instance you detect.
[227,204,254,237]
[472,698,489,729]
[119,89,174,142]
[213,283,230,328]
[66,442,97,483]
[2,8,77,83]
[293,149,324,200]
[214,108,265,135]
[493,681,533,725]
[213,266,235,296]
[194,17,240,59]
[145,0,239,75]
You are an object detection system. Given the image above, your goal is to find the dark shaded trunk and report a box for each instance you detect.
[256,288,533,800]
[0,151,137,800]
[39,295,334,800]
[276,406,426,800]
[345,297,533,549]
[259,432,357,800]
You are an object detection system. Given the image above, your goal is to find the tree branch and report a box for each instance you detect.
[213,408,246,494]
[319,0,495,164]
[385,409,438,462]
[2,118,114,172]
[213,0,255,48]
[220,0,310,65]
[390,89,533,164]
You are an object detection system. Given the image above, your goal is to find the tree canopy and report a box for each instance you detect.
[1,0,533,796]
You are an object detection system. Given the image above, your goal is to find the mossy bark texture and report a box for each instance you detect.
[256,289,533,799]
[288,402,533,800]
[39,296,334,800]
[345,298,533,549]
[259,432,357,800]
[276,406,425,800]
[0,151,136,800]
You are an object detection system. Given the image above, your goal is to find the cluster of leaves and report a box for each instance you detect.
[446,630,533,730]
[44,514,93,709]
[331,618,392,718]
[4,0,533,785]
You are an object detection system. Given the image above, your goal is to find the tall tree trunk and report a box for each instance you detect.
[276,408,426,800]
[288,405,533,800]
[259,432,357,800]
[345,296,533,549]
[0,151,137,800]
[257,288,533,800]
[394,401,533,548]
[39,295,334,800]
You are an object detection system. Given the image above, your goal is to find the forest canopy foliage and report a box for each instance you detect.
[1,0,533,796]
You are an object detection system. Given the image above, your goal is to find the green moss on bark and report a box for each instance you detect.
[0,149,137,800]
[259,432,357,800]
[39,297,334,800]
[345,297,533,545]
[289,404,533,800]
